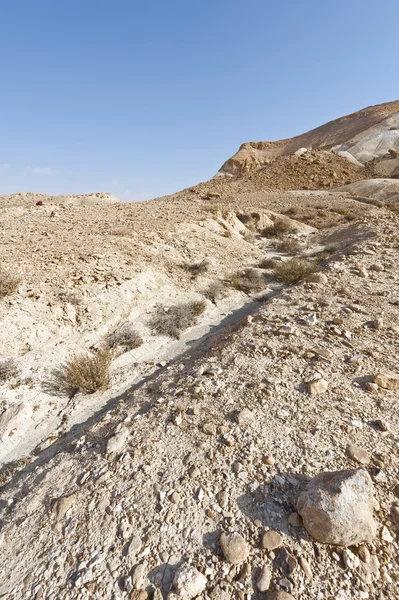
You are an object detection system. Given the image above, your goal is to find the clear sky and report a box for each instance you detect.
[1,0,398,201]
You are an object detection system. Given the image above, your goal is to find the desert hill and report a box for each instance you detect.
[219,100,399,176]
[0,103,398,600]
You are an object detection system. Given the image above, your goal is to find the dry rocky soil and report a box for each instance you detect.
[0,104,399,600]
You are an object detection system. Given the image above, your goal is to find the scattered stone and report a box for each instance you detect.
[374,373,399,390]
[365,382,379,392]
[314,347,333,360]
[346,444,370,466]
[262,531,283,550]
[216,490,228,508]
[202,422,217,435]
[297,468,377,545]
[343,548,360,570]
[372,317,384,329]
[220,531,249,564]
[127,535,142,556]
[256,566,271,592]
[380,526,393,543]
[308,378,328,395]
[52,495,75,522]
[132,564,145,588]
[172,564,207,599]
[288,512,302,527]
[266,592,295,600]
[374,419,390,432]
[236,408,255,427]
[263,455,275,466]
[275,548,297,575]
[277,325,296,336]
[106,427,129,455]
[299,556,312,580]
[307,273,328,285]
[130,591,148,600]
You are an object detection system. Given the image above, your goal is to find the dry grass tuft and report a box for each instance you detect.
[275,239,303,254]
[257,257,278,270]
[150,300,206,339]
[107,324,143,352]
[0,270,20,299]
[182,259,210,278]
[273,258,317,284]
[262,217,295,238]
[230,268,266,293]
[52,348,113,396]
[202,281,228,303]
[0,359,19,382]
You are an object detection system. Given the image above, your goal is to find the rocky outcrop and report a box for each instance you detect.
[219,100,399,175]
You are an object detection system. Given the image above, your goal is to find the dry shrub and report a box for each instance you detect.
[273,258,317,284]
[312,246,337,264]
[150,300,206,339]
[52,348,113,396]
[243,230,255,243]
[202,281,228,303]
[182,259,210,278]
[257,257,277,269]
[262,217,295,238]
[0,359,18,382]
[107,324,143,351]
[0,270,20,299]
[275,239,302,254]
[59,291,82,306]
[230,268,266,293]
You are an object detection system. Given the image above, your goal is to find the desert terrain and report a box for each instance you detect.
[0,102,398,600]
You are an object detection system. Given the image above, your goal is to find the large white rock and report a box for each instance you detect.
[297,468,377,546]
[172,564,207,599]
[106,427,129,455]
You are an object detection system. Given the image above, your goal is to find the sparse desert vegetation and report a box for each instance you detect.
[182,259,210,278]
[150,300,206,339]
[261,217,295,238]
[106,324,143,352]
[0,270,20,299]
[52,348,113,396]
[275,238,303,254]
[273,257,317,284]
[0,359,18,382]
[229,268,267,292]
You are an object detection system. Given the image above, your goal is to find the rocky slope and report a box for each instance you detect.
[219,101,399,176]
[0,204,398,599]
[1,106,399,599]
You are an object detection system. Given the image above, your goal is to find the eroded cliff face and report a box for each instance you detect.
[219,100,399,176]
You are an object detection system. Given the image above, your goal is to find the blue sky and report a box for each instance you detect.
[1,0,398,201]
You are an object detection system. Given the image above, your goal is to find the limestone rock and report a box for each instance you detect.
[52,495,75,522]
[220,531,249,564]
[172,564,207,599]
[256,566,271,592]
[236,408,255,427]
[346,444,370,465]
[307,273,328,285]
[106,427,129,455]
[266,592,295,600]
[297,468,377,545]
[374,373,399,390]
[308,378,328,395]
[261,530,283,550]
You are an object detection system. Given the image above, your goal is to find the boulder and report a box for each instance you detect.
[220,531,249,564]
[172,564,207,599]
[297,468,376,545]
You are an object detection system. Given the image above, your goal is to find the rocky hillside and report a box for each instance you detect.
[219,101,399,176]
[0,201,398,600]
[0,107,399,599]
